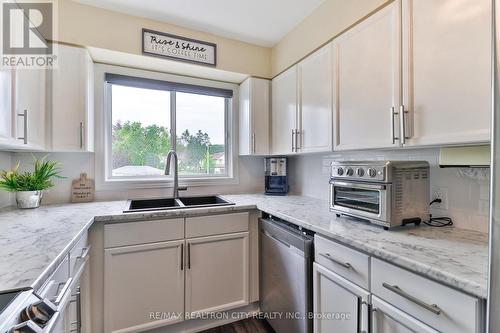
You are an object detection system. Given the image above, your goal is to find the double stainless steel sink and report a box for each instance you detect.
[123,195,234,213]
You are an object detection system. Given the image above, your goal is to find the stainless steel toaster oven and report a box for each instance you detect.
[329,161,430,229]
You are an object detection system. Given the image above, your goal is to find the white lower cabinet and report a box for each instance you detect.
[186,232,249,315]
[313,263,369,333]
[313,235,485,333]
[101,213,251,333]
[371,296,438,333]
[371,258,483,333]
[104,240,185,333]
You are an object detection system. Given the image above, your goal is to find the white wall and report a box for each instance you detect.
[10,152,264,204]
[271,0,389,75]
[289,149,490,232]
[0,152,12,208]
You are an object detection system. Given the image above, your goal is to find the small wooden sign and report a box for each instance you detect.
[142,28,217,66]
[71,173,95,203]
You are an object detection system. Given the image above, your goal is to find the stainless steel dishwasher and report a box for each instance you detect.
[260,215,314,333]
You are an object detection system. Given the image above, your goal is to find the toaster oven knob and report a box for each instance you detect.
[368,168,377,178]
[336,167,344,176]
[346,167,354,176]
[356,168,365,177]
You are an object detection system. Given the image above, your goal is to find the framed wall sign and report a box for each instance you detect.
[142,28,217,66]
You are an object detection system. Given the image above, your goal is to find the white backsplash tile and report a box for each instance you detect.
[289,148,490,233]
[9,152,265,205]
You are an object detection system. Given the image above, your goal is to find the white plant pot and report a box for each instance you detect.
[16,191,43,209]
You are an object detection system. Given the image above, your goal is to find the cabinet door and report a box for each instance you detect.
[15,68,46,149]
[372,296,439,333]
[272,66,298,155]
[186,232,249,315]
[0,69,15,146]
[51,45,93,151]
[402,0,491,146]
[333,0,402,150]
[239,78,252,155]
[104,240,185,333]
[313,263,369,333]
[239,78,270,155]
[299,44,333,153]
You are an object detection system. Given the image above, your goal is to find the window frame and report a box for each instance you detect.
[94,64,239,190]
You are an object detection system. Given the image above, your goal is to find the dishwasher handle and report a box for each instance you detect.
[259,218,313,256]
[263,231,290,248]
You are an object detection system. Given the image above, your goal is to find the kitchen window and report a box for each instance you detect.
[102,72,234,185]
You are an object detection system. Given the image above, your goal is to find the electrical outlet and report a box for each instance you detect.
[431,186,449,210]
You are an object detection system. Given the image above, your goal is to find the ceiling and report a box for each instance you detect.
[74,0,325,47]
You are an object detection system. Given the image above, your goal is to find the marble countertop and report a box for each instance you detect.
[0,194,489,299]
[222,194,489,299]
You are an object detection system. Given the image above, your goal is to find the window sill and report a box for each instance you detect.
[96,176,239,191]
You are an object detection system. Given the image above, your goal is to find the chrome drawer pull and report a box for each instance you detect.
[382,283,442,315]
[319,253,352,269]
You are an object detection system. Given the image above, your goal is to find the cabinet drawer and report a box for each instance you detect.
[69,232,89,276]
[186,212,249,238]
[104,218,184,248]
[314,235,370,289]
[371,258,482,333]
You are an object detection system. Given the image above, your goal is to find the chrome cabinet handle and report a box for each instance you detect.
[17,109,28,144]
[399,105,409,145]
[79,122,84,149]
[296,129,301,150]
[75,286,82,333]
[291,129,296,152]
[382,282,442,315]
[391,106,399,144]
[359,298,369,333]
[251,132,255,154]
[371,308,378,333]
[180,243,184,271]
[319,253,352,269]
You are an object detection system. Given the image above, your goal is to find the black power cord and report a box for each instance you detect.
[423,199,454,227]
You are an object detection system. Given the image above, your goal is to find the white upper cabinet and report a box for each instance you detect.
[15,68,47,150]
[239,77,270,155]
[0,69,15,146]
[299,44,333,153]
[401,0,491,146]
[49,44,94,152]
[333,0,402,150]
[272,45,333,155]
[272,66,298,155]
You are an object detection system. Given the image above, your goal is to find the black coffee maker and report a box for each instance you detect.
[265,157,289,195]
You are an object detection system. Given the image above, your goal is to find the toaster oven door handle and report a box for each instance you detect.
[330,181,386,191]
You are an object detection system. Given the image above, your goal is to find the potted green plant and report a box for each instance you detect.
[0,156,64,209]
